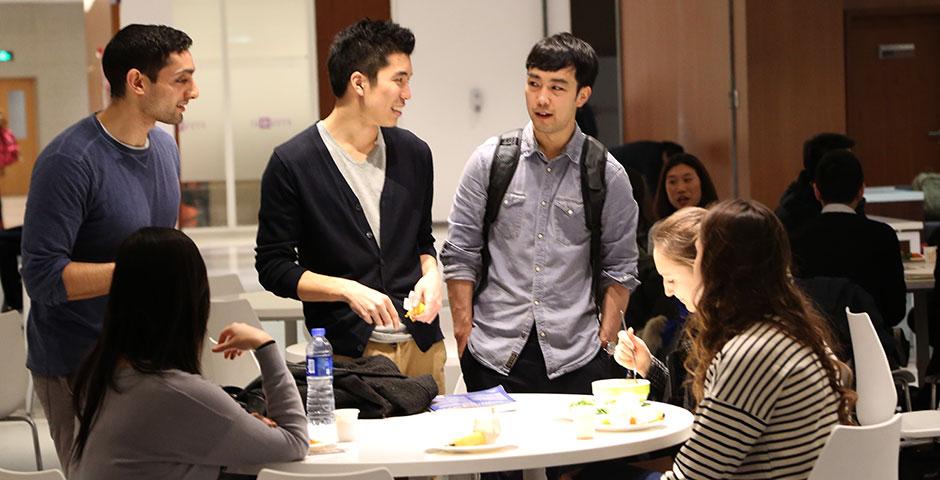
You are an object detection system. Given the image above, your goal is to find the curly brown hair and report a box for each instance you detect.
[684,199,856,424]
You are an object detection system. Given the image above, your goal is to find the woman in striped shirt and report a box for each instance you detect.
[616,199,855,479]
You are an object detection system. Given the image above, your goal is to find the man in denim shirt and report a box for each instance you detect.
[441,33,640,394]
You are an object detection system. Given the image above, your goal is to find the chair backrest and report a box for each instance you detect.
[808,414,901,480]
[846,308,898,425]
[0,468,66,480]
[257,467,394,480]
[0,310,28,416]
[207,298,264,339]
[208,273,245,298]
[200,336,260,388]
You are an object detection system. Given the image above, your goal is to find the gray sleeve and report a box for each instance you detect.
[199,344,308,465]
[599,155,641,292]
[440,139,497,283]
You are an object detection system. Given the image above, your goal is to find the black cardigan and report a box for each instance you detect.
[255,124,442,355]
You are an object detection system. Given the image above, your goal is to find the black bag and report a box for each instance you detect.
[477,129,608,314]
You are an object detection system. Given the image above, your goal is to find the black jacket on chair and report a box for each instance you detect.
[791,211,907,328]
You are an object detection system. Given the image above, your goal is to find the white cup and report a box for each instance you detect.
[335,408,360,442]
[571,405,595,440]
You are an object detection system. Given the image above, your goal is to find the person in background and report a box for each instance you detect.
[653,153,718,220]
[615,199,855,479]
[790,149,907,328]
[69,227,306,480]
[0,110,21,311]
[20,24,197,470]
[255,19,445,393]
[776,132,856,236]
[610,140,684,193]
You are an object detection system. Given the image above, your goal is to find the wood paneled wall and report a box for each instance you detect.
[738,0,846,207]
[620,0,847,208]
[620,0,733,199]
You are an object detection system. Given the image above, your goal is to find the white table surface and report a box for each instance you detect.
[239,290,304,320]
[232,393,694,477]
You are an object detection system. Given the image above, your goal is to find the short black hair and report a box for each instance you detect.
[327,19,415,98]
[102,24,192,99]
[803,132,855,172]
[814,149,864,204]
[525,32,598,90]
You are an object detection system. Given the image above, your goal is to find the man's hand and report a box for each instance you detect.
[212,322,275,359]
[409,269,443,323]
[446,279,474,357]
[342,279,400,329]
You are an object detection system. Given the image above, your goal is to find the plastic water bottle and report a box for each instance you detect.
[306,328,336,443]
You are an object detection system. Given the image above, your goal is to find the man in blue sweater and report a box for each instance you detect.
[21,24,198,470]
[256,20,445,393]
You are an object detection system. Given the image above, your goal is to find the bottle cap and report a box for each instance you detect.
[310,327,326,337]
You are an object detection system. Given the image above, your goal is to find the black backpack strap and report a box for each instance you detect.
[580,134,608,316]
[475,129,523,298]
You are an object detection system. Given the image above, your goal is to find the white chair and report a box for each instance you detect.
[808,413,901,480]
[257,467,393,480]
[846,308,940,438]
[453,372,468,394]
[0,310,43,470]
[207,298,265,339]
[208,273,245,298]
[0,468,65,480]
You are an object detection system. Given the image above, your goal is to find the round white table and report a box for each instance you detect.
[233,393,694,477]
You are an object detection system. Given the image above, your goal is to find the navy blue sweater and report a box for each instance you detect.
[22,115,180,376]
[255,124,442,356]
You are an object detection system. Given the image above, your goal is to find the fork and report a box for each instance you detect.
[604,310,637,379]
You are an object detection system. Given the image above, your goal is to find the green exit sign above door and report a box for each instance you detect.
[0,50,13,62]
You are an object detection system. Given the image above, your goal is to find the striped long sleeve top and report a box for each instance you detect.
[662,321,841,479]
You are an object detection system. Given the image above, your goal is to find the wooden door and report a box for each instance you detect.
[845,11,940,186]
[0,78,39,197]
[314,0,391,118]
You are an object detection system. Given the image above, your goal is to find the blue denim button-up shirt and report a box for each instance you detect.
[441,123,640,379]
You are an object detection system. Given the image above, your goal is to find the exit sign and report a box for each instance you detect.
[0,50,13,62]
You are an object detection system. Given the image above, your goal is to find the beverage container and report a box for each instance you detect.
[306,328,336,443]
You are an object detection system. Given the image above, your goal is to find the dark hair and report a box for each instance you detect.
[654,153,719,219]
[71,227,210,461]
[686,199,856,424]
[102,24,192,99]
[661,141,684,159]
[624,166,654,245]
[803,132,855,173]
[814,149,863,204]
[327,19,415,98]
[525,32,598,90]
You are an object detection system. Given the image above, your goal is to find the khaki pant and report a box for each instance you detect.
[32,373,76,474]
[336,339,446,394]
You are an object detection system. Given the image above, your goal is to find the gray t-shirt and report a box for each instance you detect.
[317,123,410,342]
[317,122,386,246]
[69,345,307,480]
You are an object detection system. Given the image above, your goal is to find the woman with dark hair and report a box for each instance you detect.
[653,153,718,220]
[70,227,307,480]
[616,199,855,479]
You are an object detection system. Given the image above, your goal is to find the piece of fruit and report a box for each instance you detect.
[405,302,426,319]
[451,431,487,446]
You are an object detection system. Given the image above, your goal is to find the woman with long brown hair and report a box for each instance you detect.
[616,199,855,479]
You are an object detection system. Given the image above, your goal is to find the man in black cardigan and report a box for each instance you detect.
[791,150,907,328]
[255,20,445,393]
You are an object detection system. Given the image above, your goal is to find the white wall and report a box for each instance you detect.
[0,2,88,150]
[391,0,547,221]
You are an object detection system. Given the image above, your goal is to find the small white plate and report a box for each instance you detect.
[308,440,338,452]
[433,442,514,454]
[594,416,666,432]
